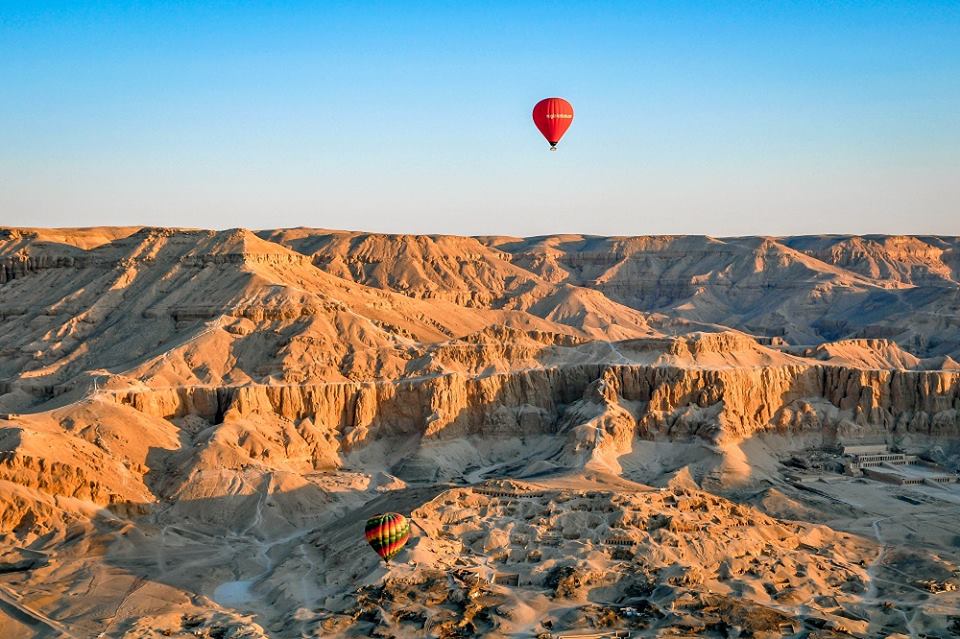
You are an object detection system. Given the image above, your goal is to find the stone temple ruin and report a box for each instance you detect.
[841,444,958,486]
[784,443,959,487]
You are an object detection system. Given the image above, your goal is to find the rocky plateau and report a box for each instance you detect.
[0,228,959,638]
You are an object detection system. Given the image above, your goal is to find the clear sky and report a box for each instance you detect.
[1,1,958,236]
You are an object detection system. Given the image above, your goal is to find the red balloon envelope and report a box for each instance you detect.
[532,97,574,150]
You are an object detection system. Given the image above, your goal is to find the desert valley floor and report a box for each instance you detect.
[0,228,959,638]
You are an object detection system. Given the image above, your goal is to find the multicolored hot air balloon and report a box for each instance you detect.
[364,512,411,564]
[532,97,574,151]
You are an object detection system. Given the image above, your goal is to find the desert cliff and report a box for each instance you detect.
[1,228,959,638]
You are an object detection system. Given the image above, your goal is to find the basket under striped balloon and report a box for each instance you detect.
[364,512,411,564]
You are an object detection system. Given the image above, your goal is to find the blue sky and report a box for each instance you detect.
[1,1,958,235]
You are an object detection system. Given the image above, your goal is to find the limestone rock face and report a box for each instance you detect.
[1,227,959,637]
[105,363,960,447]
[1,227,958,510]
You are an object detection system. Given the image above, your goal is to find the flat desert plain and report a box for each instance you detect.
[1,228,959,638]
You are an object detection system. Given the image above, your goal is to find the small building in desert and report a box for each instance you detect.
[841,444,958,485]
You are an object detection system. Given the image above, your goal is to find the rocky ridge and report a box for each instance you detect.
[0,227,959,638]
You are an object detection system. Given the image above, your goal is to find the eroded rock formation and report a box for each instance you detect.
[0,227,958,638]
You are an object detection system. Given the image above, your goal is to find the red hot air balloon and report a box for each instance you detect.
[532,97,574,151]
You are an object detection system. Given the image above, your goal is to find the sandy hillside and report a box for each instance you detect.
[1,227,959,638]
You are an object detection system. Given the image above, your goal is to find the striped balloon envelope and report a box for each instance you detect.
[364,512,411,564]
